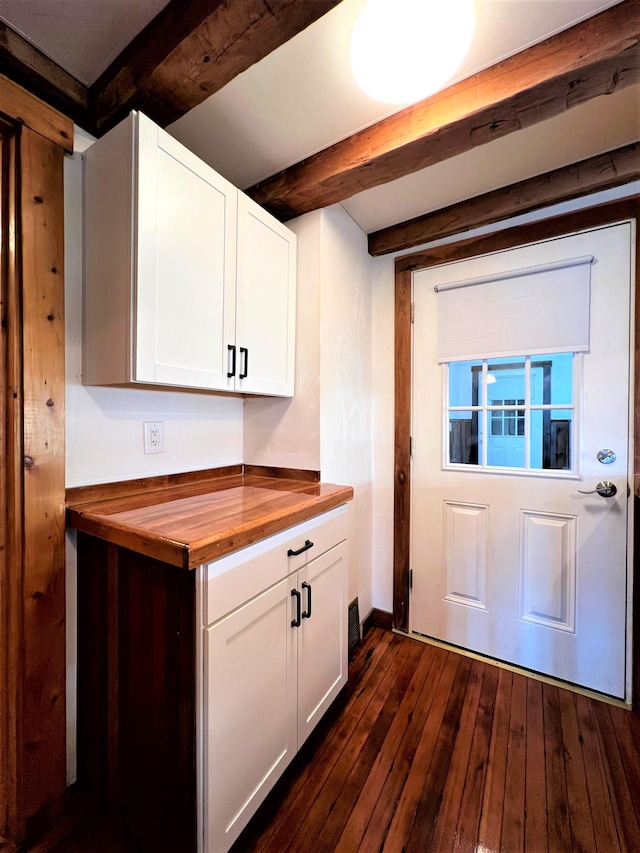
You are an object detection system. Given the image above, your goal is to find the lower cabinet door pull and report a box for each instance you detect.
[301,581,312,619]
[291,588,301,627]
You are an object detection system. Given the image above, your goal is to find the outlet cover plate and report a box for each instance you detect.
[143,421,165,454]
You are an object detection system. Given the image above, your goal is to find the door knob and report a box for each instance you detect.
[578,481,617,498]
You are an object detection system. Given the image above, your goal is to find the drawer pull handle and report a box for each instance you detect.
[301,581,312,619]
[291,588,301,628]
[287,539,314,557]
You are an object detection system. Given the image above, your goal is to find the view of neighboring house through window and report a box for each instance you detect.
[446,353,574,471]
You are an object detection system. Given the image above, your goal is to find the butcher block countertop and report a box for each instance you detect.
[66,465,354,570]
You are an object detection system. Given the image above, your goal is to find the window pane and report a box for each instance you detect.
[444,354,574,473]
[531,410,572,469]
[448,360,482,407]
[449,411,481,465]
[531,353,573,405]
[486,357,526,402]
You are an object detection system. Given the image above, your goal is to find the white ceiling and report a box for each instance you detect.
[0,0,636,234]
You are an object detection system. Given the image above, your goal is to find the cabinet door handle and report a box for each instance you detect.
[287,539,314,557]
[239,347,249,379]
[291,588,301,628]
[301,581,312,619]
[227,344,236,378]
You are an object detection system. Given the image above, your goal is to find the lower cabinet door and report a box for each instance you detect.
[297,542,348,745]
[203,577,297,852]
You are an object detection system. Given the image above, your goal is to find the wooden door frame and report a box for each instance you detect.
[0,77,72,847]
[393,195,640,699]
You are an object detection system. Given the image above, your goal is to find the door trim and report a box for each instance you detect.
[393,195,640,696]
[0,109,68,844]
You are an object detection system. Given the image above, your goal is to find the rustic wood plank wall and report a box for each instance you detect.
[20,125,67,836]
[0,76,71,847]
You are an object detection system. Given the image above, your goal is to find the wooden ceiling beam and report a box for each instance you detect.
[90,0,343,134]
[0,75,73,153]
[0,0,342,137]
[368,142,640,256]
[247,0,640,221]
[0,23,88,129]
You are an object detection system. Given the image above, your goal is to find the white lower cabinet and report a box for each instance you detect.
[198,507,348,853]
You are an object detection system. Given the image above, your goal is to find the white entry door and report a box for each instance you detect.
[410,222,634,699]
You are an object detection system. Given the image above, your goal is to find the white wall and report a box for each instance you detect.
[318,207,375,614]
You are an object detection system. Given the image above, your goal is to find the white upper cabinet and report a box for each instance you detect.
[83,111,296,396]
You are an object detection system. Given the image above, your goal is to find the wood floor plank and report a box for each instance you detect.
[380,652,467,852]
[453,663,499,853]
[543,683,572,853]
[574,694,625,853]
[353,651,450,851]
[607,705,640,823]
[292,638,427,852]
[624,707,640,758]
[558,690,597,853]
[404,658,472,853]
[477,669,512,852]
[428,658,486,853]
[524,678,549,853]
[500,672,528,853]
[591,701,640,852]
[333,644,447,852]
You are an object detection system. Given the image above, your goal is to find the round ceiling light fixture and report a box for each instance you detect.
[350,0,476,105]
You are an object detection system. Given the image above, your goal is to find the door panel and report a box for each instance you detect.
[410,222,633,698]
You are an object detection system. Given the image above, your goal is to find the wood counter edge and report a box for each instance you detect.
[67,483,354,570]
[65,464,321,507]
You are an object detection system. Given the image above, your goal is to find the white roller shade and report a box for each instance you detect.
[436,255,593,363]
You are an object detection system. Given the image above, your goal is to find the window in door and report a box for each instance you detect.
[446,353,575,472]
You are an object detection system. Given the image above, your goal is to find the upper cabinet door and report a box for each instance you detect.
[84,112,237,392]
[235,192,296,397]
[135,116,237,391]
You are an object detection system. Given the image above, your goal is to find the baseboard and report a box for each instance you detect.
[362,607,393,636]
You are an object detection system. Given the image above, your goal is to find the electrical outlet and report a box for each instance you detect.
[143,421,165,454]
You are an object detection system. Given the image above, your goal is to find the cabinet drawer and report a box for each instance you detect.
[202,505,348,626]
[284,505,348,572]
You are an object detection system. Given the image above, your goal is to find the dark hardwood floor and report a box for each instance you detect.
[234,628,640,853]
[24,628,640,852]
